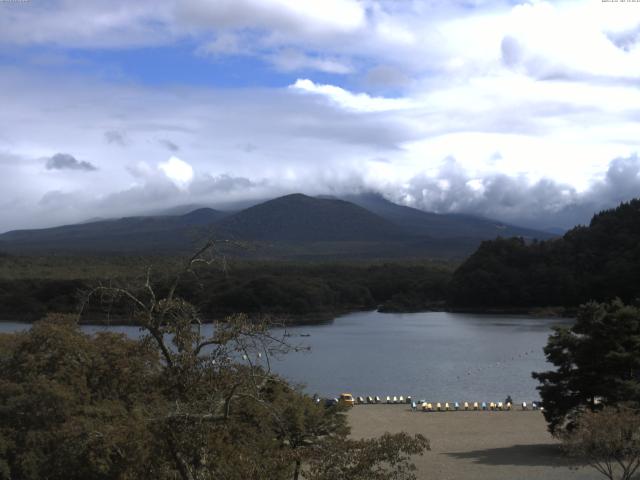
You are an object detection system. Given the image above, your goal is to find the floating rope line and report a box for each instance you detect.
[455,348,539,381]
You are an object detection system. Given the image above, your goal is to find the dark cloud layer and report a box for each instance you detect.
[82,173,268,219]
[45,153,97,172]
[158,139,179,152]
[3,153,640,234]
[91,154,640,234]
[391,154,640,232]
[104,130,129,146]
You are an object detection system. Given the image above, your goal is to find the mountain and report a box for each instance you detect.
[146,203,210,216]
[216,194,403,242]
[340,193,554,240]
[449,198,640,308]
[147,198,266,216]
[0,208,227,253]
[0,193,553,258]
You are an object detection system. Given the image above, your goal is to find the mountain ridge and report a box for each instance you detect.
[339,192,555,239]
[0,193,553,258]
[216,193,405,242]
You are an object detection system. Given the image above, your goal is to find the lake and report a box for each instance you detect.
[1,310,570,403]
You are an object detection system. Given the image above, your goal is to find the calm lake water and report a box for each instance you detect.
[1,311,570,403]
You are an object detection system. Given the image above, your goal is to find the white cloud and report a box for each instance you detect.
[384,154,640,232]
[0,1,174,48]
[158,156,194,189]
[2,1,639,83]
[290,79,414,112]
[2,0,640,233]
[496,1,640,80]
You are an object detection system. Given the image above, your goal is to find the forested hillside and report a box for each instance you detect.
[7,199,639,320]
[0,193,552,259]
[0,208,227,253]
[449,199,640,308]
[217,194,402,242]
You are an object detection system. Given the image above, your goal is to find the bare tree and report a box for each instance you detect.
[79,240,298,479]
[73,240,429,480]
[562,405,640,480]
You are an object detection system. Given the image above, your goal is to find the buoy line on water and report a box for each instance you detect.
[454,347,539,381]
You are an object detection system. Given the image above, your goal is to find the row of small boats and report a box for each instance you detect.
[415,401,542,411]
[342,396,543,410]
[327,394,412,406]
[328,394,544,411]
[357,395,411,404]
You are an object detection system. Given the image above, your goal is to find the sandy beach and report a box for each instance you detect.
[348,404,600,480]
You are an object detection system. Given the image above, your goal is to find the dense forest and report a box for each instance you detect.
[3,198,640,322]
[0,257,452,323]
[449,199,640,308]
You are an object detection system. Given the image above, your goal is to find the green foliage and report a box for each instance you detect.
[305,432,430,480]
[533,300,640,434]
[0,278,85,319]
[0,314,160,480]
[450,199,640,308]
[183,262,451,319]
[0,315,316,479]
[0,254,182,280]
[0,259,453,321]
[449,237,581,308]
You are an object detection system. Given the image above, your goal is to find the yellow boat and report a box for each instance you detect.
[339,393,355,407]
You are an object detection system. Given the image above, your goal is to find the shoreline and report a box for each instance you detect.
[0,309,350,327]
[0,305,575,327]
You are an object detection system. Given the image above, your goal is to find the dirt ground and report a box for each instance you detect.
[348,404,601,480]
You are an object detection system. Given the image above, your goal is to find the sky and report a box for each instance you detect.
[1,0,640,233]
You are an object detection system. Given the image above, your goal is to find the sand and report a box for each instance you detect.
[348,404,601,480]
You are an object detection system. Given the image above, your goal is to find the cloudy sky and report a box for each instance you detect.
[1,0,639,233]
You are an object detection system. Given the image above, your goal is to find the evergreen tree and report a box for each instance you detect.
[533,300,640,434]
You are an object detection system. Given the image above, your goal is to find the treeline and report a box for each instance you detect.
[0,260,452,322]
[188,263,450,318]
[449,199,640,308]
[5,198,640,320]
[0,278,85,320]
